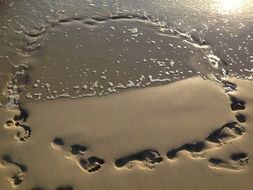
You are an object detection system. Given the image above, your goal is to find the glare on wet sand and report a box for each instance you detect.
[216,0,245,13]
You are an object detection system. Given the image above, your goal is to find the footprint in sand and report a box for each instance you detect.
[51,138,104,173]
[167,141,207,159]
[4,119,31,142]
[0,155,27,187]
[235,113,246,123]
[56,186,74,190]
[222,80,237,93]
[205,122,245,144]
[13,107,29,123]
[115,149,163,169]
[206,81,250,172]
[3,107,31,142]
[208,152,249,171]
[229,96,246,111]
[167,122,245,160]
[51,138,65,151]
[228,94,247,124]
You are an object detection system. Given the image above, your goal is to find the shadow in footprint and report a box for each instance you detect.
[5,120,15,128]
[2,155,27,172]
[70,144,87,155]
[3,118,32,142]
[51,137,65,152]
[235,113,246,123]
[14,108,29,122]
[167,122,246,160]
[9,174,24,186]
[209,157,223,166]
[222,80,237,93]
[115,149,163,168]
[78,156,105,173]
[1,155,27,187]
[231,152,248,166]
[231,152,248,161]
[209,152,249,171]
[51,138,105,173]
[15,124,32,142]
[52,138,65,146]
[167,141,206,159]
[230,96,246,111]
[205,122,245,143]
[56,186,73,190]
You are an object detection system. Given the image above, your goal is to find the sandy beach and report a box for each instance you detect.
[1,0,253,190]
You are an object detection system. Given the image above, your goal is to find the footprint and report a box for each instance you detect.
[4,120,16,128]
[13,107,29,123]
[0,155,27,172]
[167,141,206,159]
[51,138,104,173]
[14,123,31,142]
[229,96,246,111]
[76,156,105,173]
[51,138,65,151]
[167,122,245,160]
[70,144,87,155]
[222,80,237,93]
[208,152,249,171]
[3,107,31,142]
[4,119,31,142]
[115,149,163,169]
[0,155,27,187]
[209,157,223,166]
[230,152,249,167]
[56,186,74,190]
[205,122,245,144]
[235,113,246,123]
[8,173,24,187]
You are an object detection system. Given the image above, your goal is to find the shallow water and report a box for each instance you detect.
[0,0,253,102]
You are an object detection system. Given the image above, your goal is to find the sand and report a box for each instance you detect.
[0,77,253,190]
[1,1,253,189]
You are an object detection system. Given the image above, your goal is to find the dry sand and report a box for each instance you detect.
[0,77,253,190]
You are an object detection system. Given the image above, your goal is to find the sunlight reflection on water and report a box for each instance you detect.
[215,0,245,13]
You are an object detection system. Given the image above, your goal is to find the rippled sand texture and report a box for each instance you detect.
[1,0,253,190]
